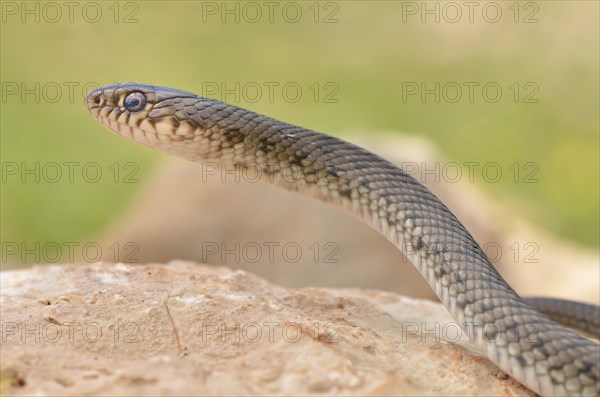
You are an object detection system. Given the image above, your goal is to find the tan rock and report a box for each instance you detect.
[1,261,533,396]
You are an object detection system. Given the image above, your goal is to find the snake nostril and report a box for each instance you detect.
[93,95,100,104]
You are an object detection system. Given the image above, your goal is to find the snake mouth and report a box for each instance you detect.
[90,106,206,152]
[93,116,195,151]
[93,113,202,146]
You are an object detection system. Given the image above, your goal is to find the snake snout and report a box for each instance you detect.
[85,88,103,115]
[85,85,124,118]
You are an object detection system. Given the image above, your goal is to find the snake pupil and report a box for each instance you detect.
[124,92,146,112]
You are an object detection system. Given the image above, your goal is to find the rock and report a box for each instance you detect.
[0,261,533,396]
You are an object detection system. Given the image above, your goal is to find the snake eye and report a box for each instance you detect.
[124,92,146,112]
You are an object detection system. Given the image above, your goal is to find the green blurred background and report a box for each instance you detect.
[1,1,598,267]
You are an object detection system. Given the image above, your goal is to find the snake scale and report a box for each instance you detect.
[86,83,599,396]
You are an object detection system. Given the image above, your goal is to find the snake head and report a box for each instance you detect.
[86,83,208,154]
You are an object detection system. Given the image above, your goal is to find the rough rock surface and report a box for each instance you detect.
[0,261,534,396]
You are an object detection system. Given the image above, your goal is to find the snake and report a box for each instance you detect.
[86,83,599,396]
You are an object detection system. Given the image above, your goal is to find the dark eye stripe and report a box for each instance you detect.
[124,92,147,112]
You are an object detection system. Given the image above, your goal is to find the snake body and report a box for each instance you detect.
[86,83,599,396]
